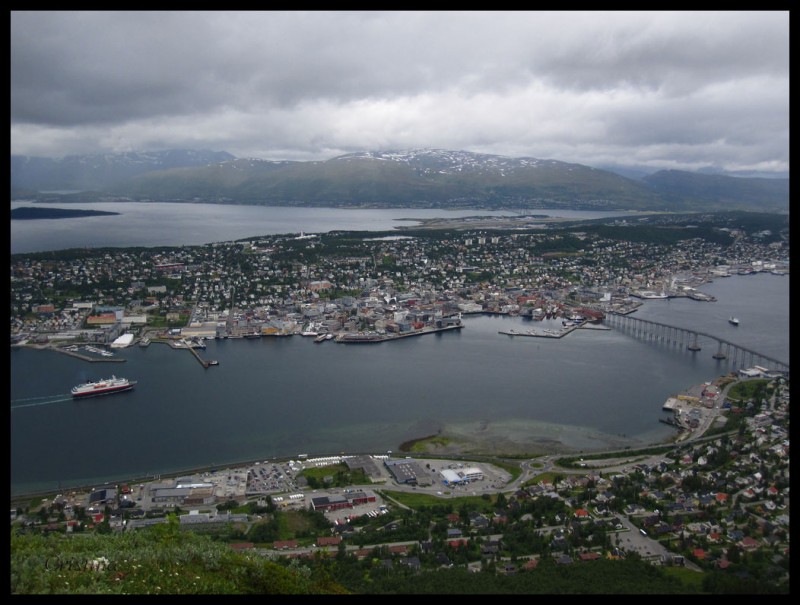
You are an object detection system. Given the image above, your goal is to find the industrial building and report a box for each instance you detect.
[440,467,483,485]
[310,490,376,512]
[383,459,432,486]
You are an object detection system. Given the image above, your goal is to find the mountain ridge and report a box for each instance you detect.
[10,148,788,213]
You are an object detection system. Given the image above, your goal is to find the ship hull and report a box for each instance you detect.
[71,376,136,398]
[71,384,134,398]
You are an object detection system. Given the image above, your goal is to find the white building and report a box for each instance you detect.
[440,467,483,485]
[110,333,134,348]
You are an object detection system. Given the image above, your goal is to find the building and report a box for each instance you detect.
[384,459,430,485]
[310,494,351,512]
[309,490,376,512]
[440,466,483,485]
[111,333,134,348]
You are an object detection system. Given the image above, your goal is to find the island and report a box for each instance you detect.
[10,206,121,220]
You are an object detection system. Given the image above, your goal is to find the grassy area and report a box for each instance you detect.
[662,566,706,592]
[405,435,451,452]
[726,378,769,402]
[379,489,498,512]
[278,510,313,541]
[490,460,523,481]
[521,471,561,488]
[298,464,369,488]
[556,445,675,469]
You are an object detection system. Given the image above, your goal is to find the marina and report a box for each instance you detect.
[498,322,586,338]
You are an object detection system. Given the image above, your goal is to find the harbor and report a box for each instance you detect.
[498,320,610,339]
[29,343,127,363]
[334,323,463,343]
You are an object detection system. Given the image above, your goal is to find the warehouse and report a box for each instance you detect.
[440,466,483,486]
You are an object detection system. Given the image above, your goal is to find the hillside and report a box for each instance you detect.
[10,148,789,213]
[643,170,789,213]
[10,520,347,594]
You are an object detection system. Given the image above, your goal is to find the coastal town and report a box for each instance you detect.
[9,213,788,350]
[10,372,790,587]
[10,212,790,590]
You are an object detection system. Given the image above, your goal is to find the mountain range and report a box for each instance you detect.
[10,148,789,213]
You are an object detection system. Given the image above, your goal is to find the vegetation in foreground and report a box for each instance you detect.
[10,518,346,595]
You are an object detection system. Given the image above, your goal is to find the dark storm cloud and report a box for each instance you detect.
[10,11,789,174]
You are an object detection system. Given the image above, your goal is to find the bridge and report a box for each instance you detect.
[604,313,790,376]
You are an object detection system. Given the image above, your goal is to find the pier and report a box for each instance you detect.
[29,344,127,363]
[150,338,216,368]
[604,313,790,376]
[335,323,462,343]
[187,344,213,368]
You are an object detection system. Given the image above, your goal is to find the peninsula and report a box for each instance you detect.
[10,206,120,220]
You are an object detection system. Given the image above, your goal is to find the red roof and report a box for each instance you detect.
[693,548,706,559]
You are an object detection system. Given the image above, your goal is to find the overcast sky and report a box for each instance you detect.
[10,11,789,174]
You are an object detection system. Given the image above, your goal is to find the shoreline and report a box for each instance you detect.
[10,421,681,502]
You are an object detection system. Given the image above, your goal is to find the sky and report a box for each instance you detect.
[10,11,790,174]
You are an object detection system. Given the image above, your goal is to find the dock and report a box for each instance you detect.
[187,345,213,368]
[335,323,462,343]
[498,322,587,339]
[34,344,127,363]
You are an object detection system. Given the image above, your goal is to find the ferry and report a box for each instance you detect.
[71,375,136,398]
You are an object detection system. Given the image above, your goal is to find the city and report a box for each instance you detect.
[10,213,789,348]
[10,213,790,593]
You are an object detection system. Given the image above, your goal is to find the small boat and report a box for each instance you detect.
[729,317,739,326]
[208,360,219,366]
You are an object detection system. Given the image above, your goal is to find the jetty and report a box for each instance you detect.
[30,344,127,363]
[335,323,462,343]
[187,345,213,368]
[498,321,587,339]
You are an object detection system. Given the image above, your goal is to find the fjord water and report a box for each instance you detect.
[10,201,634,254]
[10,273,788,496]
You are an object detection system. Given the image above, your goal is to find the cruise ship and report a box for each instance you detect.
[71,375,136,398]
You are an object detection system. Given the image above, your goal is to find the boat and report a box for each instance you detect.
[729,316,739,326]
[208,360,219,366]
[314,334,327,343]
[71,375,136,398]
[638,291,669,299]
[325,333,334,340]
